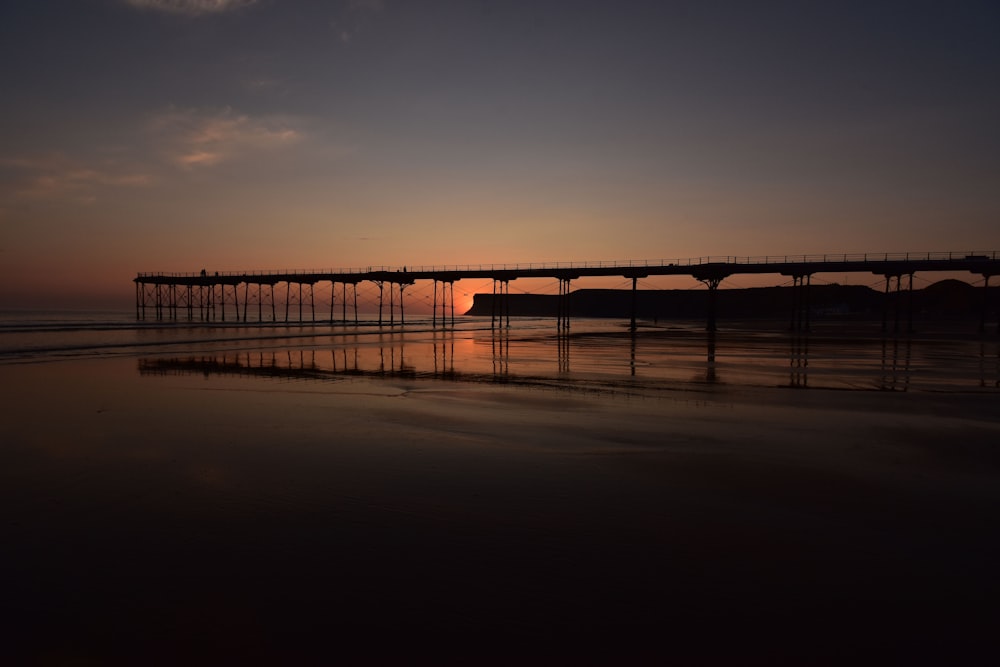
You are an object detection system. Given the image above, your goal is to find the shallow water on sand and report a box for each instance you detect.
[3,312,1000,662]
[136,320,1000,393]
[4,309,996,392]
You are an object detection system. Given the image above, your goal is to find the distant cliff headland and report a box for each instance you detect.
[465,280,997,320]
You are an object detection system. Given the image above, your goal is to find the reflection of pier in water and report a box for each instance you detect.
[138,343,525,387]
[139,349,430,383]
[879,336,912,392]
[136,327,999,392]
[788,334,808,388]
[980,341,1000,389]
[135,331,698,389]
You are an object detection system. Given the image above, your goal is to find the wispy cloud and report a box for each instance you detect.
[332,0,385,45]
[1,107,305,205]
[0,154,153,202]
[149,107,301,169]
[124,0,257,16]
[245,77,280,92]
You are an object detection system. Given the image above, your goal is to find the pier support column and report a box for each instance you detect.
[135,281,144,320]
[433,280,455,329]
[374,281,384,327]
[878,272,913,335]
[805,274,812,331]
[342,283,347,323]
[495,279,514,329]
[626,273,647,333]
[353,283,359,324]
[892,275,903,334]
[310,282,316,323]
[786,274,812,332]
[981,274,992,334]
[493,280,505,329]
[151,284,158,321]
[557,277,574,332]
[696,276,724,332]
[506,280,512,329]
[556,280,561,331]
[907,272,914,334]
[497,279,513,329]
[329,282,336,324]
[168,284,177,321]
[880,274,893,333]
[285,283,291,323]
[231,284,238,322]
[491,279,498,330]
[789,275,799,332]
[630,277,638,333]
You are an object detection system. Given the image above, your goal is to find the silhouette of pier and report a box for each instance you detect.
[135,251,1000,332]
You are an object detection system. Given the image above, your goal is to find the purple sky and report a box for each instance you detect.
[2,0,998,307]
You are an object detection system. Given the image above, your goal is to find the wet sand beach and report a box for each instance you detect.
[3,321,1000,664]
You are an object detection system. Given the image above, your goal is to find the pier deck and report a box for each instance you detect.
[135,251,1000,332]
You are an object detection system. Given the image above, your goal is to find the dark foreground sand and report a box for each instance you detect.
[3,357,1000,664]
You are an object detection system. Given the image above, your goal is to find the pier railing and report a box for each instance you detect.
[136,250,998,279]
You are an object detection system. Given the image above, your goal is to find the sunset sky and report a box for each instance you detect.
[2,0,999,309]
